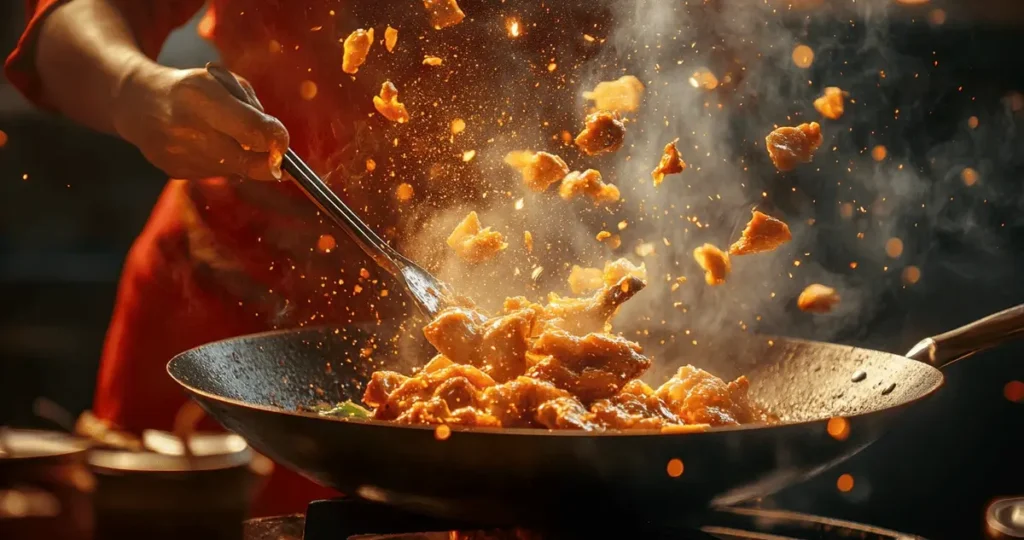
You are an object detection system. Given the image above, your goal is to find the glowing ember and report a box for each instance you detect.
[928,8,946,24]
[1004,380,1024,403]
[395,183,414,202]
[434,424,452,440]
[871,145,888,161]
[462,150,476,162]
[885,237,904,258]
[836,474,855,493]
[316,234,337,253]
[507,18,521,38]
[299,80,318,100]
[961,167,979,186]
[666,458,684,478]
[524,231,534,253]
[968,116,979,129]
[451,118,466,135]
[902,265,921,285]
[365,158,376,172]
[792,44,815,69]
[827,417,850,441]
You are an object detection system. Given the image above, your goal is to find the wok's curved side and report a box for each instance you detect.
[168,326,943,525]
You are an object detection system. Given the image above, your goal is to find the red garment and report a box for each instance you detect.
[5,0,419,516]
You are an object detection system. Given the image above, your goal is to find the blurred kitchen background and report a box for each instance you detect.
[0,2,1021,539]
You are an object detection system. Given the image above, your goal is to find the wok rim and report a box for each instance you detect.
[166,325,946,438]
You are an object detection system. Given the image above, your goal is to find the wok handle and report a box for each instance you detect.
[905,303,1024,367]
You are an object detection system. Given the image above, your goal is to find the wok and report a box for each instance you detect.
[167,304,1024,527]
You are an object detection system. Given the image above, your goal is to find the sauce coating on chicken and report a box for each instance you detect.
[559,169,620,205]
[342,28,373,74]
[575,111,626,156]
[693,244,731,286]
[651,138,686,186]
[446,211,507,263]
[729,210,792,255]
[765,122,822,171]
[373,81,410,123]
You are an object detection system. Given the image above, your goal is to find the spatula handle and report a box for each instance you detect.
[905,303,1024,367]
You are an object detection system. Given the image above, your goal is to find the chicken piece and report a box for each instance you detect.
[574,111,626,156]
[814,87,846,120]
[362,370,409,409]
[384,26,398,52]
[589,388,681,430]
[446,211,508,263]
[371,364,495,421]
[582,75,645,113]
[567,265,604,295]
[765,122,822,171]
[654,366,757,426]
[373,81,410,123]
[422,306,535,382]
[423,56,443,66]
[422,354,455,373]
[526,329,651,403]
[797,284,841,313]
[423,0,465,29]
[536,397,604,430]
[729,210,793,255]
[693,244,731,286]
[342,28,374,74]
[651,138,686,186]
[544,275,646,335]
[558,169,621,205]
[480,376,575,428]
[422,307,487,365]
[504,151,569,192]
[602,258,647,287]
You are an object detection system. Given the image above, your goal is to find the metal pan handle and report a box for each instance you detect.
[905,303,1024,368]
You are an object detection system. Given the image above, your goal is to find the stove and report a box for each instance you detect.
[242,499,924,540]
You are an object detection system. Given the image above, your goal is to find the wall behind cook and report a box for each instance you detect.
[0,3,216,427]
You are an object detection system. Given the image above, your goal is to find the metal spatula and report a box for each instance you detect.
[206,63,456,319]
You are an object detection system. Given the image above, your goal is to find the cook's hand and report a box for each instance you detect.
[112,64,288,181]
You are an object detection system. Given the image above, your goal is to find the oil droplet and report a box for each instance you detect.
[902,265,921,285]
[827,417,850,441]
[316,234,336,253]
[961,167,979,186]
[885,237,904,259]
[871,145,887,161]
[836,474,855,492]
[365,158,376,172]
[299,80,318,100]
[792,44,815,69]
[881,382,897,395]
[434,425,451,441]
[928,8,947,25]
[451,118,466,135]
[839,203,854,219]
[1003,380,1024,403]
[851,370,867,383]
[666,458,684,478]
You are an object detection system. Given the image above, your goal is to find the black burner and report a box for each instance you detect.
[241,499,925,540]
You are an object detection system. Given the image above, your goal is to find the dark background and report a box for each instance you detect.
[0,2,1020,539]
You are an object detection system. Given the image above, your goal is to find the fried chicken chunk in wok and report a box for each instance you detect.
[765,122,822,171]
[729,210,792,255]
[575,111,626,156]
[654,366,759,426]
[526,330,652,403]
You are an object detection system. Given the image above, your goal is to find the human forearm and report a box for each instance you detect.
[35,0,159,135]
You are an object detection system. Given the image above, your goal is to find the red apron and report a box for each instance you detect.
[6,0,414,516]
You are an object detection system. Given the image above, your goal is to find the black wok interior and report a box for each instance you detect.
[168,325,943,525]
